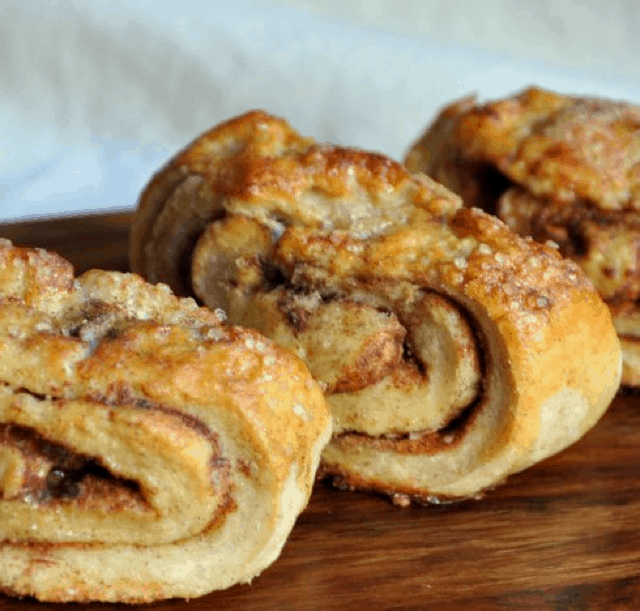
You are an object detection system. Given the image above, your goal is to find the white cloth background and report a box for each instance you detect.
[2,0,640,222]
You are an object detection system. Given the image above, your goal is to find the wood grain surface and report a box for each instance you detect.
[1,212,639,610]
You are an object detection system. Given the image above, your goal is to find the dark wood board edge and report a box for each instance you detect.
[0,212,134,273]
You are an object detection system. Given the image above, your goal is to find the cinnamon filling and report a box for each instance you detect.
[332,296,487,454]
[332,395,482,455]
[0,423,148,512]
[0,385,232,518]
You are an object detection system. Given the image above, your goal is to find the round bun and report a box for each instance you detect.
[131,109,621,503]
[0,240,331,603]
[404,86,640,386]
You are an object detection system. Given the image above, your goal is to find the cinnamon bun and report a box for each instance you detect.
[0,240,330,602]
[404,87,640,386]
[131,110,621,504]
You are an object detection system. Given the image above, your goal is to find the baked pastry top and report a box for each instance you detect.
[0,239,331,602]
[405,88,640,211]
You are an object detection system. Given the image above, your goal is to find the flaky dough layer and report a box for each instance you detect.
[0,240,331,603]
[131,109,621,503]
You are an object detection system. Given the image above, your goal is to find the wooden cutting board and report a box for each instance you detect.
[1,212,639,610]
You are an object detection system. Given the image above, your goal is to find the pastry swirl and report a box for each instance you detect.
[0,240,331,602]
[131,110,621,503]
[404,87,640,385]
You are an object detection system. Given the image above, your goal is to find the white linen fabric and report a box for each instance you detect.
[1,0,639,222]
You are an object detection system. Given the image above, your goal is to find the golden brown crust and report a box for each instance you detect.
[0,240,331,602]
[405,87,640,385]
[130,110,457,294]
[131,109,621,504]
